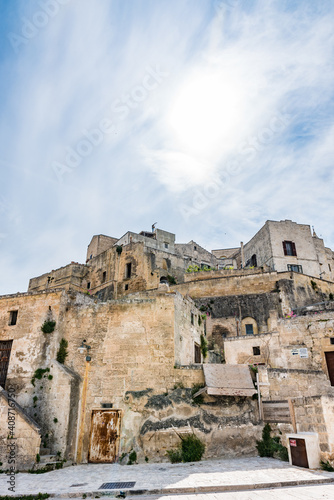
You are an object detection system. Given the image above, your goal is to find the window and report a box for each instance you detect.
[194,246,197,250]
[253,346,261,356]
[164,243,169,249]
[125,284,129,291]
[9,311,18,326]
[287,264,303,273]
[125,263,132,279]
[194,343,201,363]
[87,282,91,289]
[191,312,194,325]
[329,264,331,272]
[250,254,257,267]
[330,338,334,345]
[102,271,106,283]
[283,241,297,256]
[245,324,254,335]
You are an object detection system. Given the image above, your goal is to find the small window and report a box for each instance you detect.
[253,346,261,356]
[102,271,106,283]
[164,243,169,249]
[194,343,201,364]
[125,263,132,279]
[330,338,334,345]
[194,246,197,250]
[87,282,91,289]
[250,254,257,267]
[283,241,297,257]
[287,264,303,273]
[125,284,129,291]
[9,311,18,326]
[329,264,331,272]
[245,324,254,335]
[101,403,113,408]
[191,312,194,325]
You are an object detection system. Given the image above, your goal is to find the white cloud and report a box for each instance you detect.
[0,0,334,294]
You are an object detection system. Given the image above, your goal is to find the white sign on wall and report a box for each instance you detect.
[299,348,308,358]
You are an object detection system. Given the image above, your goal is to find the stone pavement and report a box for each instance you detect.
[1,457,334,498]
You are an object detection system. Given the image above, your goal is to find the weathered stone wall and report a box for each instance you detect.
[28,264,88,293]
[0,388,41,471]
[86,234,118,261]
[243,222,272,269]
[123,386,262,462]
[292,395,334,460]
[258,367,332,399]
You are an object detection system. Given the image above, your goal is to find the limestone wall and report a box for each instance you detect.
[122,386,262,462]
[0,388,41,471]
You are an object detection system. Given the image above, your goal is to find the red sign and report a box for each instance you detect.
[290,439,297,447]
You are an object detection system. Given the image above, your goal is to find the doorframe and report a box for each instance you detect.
[88,408,122,464]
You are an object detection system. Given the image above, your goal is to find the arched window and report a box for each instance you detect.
[241,317,258,335]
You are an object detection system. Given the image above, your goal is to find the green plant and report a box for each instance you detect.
[173,381,184,389]
[167,433,205,463]
[311,280,318,291]
[320,460,334,471]
[145,456,149,462]
[181,434,205,462]
[256,424,274,457]
[48,375,53,380]
[116,245,123,255]
[31,368,50,386]
[166,449,183,463]
[249,364,258,374]
[167,274,176,285]
[83,495,87,499]
[33,396,38,405]
[41,321,56,334]
[127,450,137,465]
[56,339,68,364]
[36,453,40,463]
[200,334,208,359]
[53,418,58,423]
[256,424,288,461]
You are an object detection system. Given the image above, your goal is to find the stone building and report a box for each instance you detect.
[2,220,334,471]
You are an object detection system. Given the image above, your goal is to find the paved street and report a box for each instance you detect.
[1,457,334,498]
[51,484,334,500]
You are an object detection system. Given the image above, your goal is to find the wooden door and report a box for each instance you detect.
[88,409,121,463]
[0,340,13,388]
[289,438,309,468]
[325,351,334,386]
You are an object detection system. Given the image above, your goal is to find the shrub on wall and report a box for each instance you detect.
[167,433,205,463]
[56,339,68,364]
[41,321,56,333]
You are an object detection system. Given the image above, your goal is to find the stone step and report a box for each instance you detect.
[39,454,58,464]
[39,447,51,455]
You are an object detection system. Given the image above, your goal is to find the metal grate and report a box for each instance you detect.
[99,482,136,490]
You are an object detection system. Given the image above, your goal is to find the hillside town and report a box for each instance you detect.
[1,219,334,474]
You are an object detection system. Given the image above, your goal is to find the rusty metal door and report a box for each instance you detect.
[289,438,309,468]
[325,351,334,386]
[88,410,121,463]
[0,340,13,388]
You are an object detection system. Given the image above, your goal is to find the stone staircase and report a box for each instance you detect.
[33,447,72,471]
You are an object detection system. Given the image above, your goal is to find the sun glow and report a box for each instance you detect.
[168,69,245,159]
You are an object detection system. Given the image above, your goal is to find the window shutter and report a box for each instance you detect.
[283,241,287,255]
[292,242,297,256]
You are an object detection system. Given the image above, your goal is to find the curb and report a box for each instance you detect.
[49,477,334,498]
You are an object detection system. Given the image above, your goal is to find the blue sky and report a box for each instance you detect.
[0,0,334,295]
